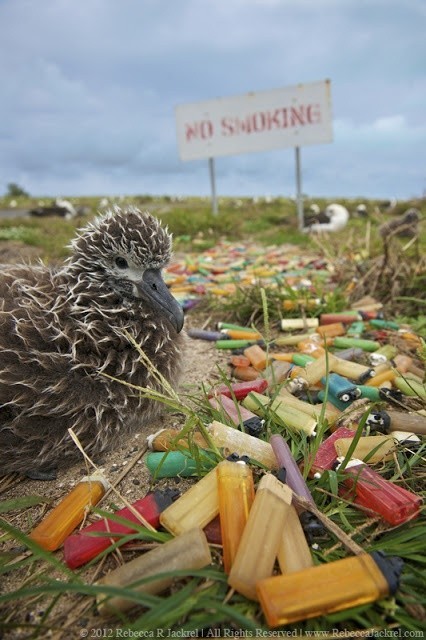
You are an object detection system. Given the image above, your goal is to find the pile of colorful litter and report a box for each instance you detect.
[165,240,334,309]
[24,270,425,630]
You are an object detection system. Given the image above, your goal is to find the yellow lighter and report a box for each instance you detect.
[159,463,220,535]
[97,528,212,615]
[29,472,109,551]
[257,551,403,627]
[228,473,292,600]
[277,504,313,574]
[217,460,255,574]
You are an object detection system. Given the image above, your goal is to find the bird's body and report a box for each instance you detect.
[379,208,421,240]
[303,203,349,233]
[0,207,184,476]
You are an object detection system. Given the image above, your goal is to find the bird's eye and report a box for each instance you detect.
[115,257,128,269]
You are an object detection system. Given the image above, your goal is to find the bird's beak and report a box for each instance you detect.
[136,269,184,333]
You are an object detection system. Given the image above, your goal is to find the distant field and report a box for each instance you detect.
[0,193,425,257]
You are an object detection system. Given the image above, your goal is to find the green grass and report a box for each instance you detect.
[1,366,425,636]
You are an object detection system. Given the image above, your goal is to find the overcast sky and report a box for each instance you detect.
[1,0,425,200]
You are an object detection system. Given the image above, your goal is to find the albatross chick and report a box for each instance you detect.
[0,207,185,478]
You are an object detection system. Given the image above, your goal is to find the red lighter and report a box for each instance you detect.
[340,459,422,526]
[63,489,178,569]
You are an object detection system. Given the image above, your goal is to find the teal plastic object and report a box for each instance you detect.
[146,450,216,478]
[318,389,353,411]
[369,319,399,330]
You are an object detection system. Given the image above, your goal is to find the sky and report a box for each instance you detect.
[0,0,425,200]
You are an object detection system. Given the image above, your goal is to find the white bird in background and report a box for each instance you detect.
[303,203,349,233]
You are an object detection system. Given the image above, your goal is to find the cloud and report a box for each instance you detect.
[0,0,425,198]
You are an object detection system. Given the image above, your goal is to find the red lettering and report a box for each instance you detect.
[253,112,266,132]
[221,117,235,136]
[218,102,321,139]
[290,106,306,126]
[265,109,283,130]
[185,123,198,142]
[184,120,214,142]
[240,116,253,134]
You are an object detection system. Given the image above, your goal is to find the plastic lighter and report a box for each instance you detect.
[332,337,380,352]
[147,428,208,451]
[339,459,422,525]
[277,504,313,574]
[215,339,260,350]
[233,365,260,381]
[296,354,331,387]
[277,388,338,424]
[63,489,177,569]
[319,312,361,325]
[364,369,396,387]
[206,421,278,469]
[207,378,268,401]
[394,377,426,400]
[308,426,357,478]
[274,332,316,347]
[270,435,314,507]
[145,449,216,478]
[262,360,292,388]
[281,318,319,331]
[159,463,221,535]
[369,409,426,436]
[228,474,292,600]
[369,344,398,366]
[209,394,263,436]
[243,392,317,437]
[322,373,361,403]
[333,435,395,463]
[316,322,346,338]
[223,329,262,340]
[257,551,403,626]
[317,389,352,411]
[187,328,226,341]
[29,472,109,551]
[217,460,255,573]
[96,528,212,615]
[328,354,373,384]
[244,344,268,370]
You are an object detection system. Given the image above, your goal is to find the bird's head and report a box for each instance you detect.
[67,206,184,333]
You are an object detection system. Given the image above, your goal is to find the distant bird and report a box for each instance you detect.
[28,198,80,220]
[303,203,349,233]
[379,208,421,240]
[355,203,368,217]
[0,207,185,478]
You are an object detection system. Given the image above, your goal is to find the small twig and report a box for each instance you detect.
[294,494,364,556]
[68,429,155,531]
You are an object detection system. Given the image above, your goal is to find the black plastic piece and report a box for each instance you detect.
[152,488,180,511]
[243,417,264,437]
[299,510,327,543]
[370,551,404,595]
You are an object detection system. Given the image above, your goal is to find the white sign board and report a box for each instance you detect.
[175,79,333,161]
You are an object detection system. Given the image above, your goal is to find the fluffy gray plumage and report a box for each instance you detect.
[379,208,421,239]
[0,207,185,477]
